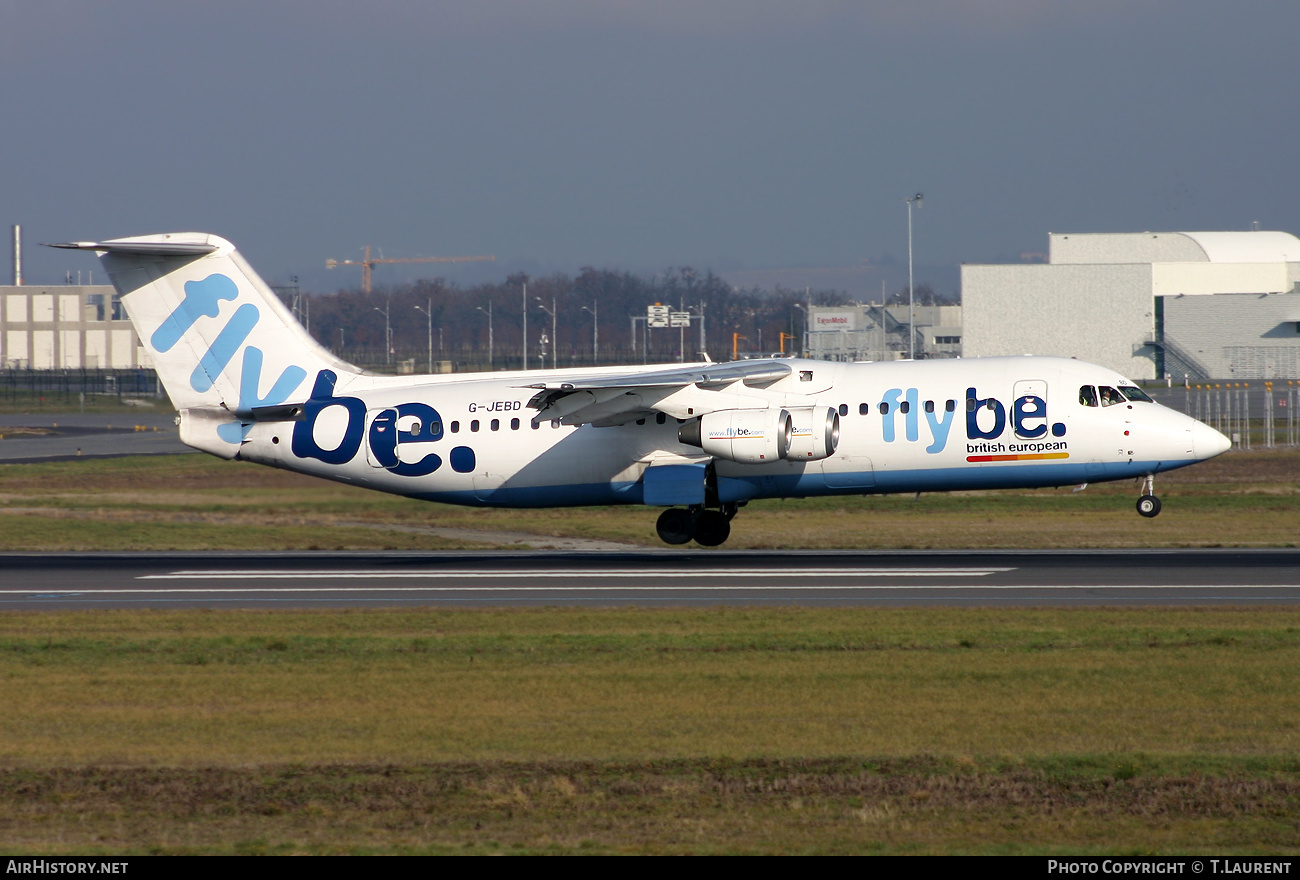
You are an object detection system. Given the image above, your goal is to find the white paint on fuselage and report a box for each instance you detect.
[238,355,1227,508]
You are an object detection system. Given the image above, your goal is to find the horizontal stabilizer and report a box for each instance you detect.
[46,234,221,257]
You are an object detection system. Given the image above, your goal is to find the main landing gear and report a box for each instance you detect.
[1136,474,1162,518]
[656,503,739,547]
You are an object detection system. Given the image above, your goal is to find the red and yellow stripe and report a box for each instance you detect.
[966,452,1070,463]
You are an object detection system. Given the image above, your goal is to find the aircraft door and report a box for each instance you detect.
[366,404,445,476]
[820,456,875,489]
[366,408,399,468]
[1012,379,1049,440]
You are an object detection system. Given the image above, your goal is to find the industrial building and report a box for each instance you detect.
[0,285,148,369]
[805,304,962,361]
[961,231,1300,380]
[1,225,148,370]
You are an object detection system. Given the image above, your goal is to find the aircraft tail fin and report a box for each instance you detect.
[49,233,355,457]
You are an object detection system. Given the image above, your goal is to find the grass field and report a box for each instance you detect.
[2,608,1300,854]
[0,447,1297,550]
[2,451,1300,853]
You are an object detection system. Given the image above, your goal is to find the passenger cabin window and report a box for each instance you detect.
[1119,385,1153,403]
[471,420,480,432]
[859,403,870,416]
[451,420,461,433]
[510,418,520,430]
[945,400,955,412]
[1079,386,1099,407]
[1098,386,1124,407]
[838,404,848,416]
[924,400,934,414]
[878,402,890,415]
[899,401,910,414]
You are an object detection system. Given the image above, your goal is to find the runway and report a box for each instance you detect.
[0,414,190,462]
[4,549,1300,609]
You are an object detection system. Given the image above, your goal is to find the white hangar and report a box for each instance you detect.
[961,230,1300,380]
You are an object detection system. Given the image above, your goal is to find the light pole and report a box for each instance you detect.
[536,296,557,370]
[688,301,706,360]
[476,302,493,371]
[793,302,807,359]
[372,302,391,366]
[630,315,647,363]
[680,269,695,363]
[903,192,923,360]
[413,299,433,373]
[580,301,598,364]
[520,279,528,371]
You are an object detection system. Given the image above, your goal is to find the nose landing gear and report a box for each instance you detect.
[1136,474,1162,518]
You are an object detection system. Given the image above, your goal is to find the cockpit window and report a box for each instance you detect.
[1098,385,1124,407]
[1119,385,1153,403]
[1078,385,1098,407]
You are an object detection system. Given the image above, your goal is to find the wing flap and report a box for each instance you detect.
[524,360,794,426]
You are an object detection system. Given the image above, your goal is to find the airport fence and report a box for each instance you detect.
[1158,381,1300,449]
[0,369,164,408]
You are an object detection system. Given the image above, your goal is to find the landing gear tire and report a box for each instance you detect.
[656,508,696,545]
[1136,495,1162,518]
[693,510,731,547]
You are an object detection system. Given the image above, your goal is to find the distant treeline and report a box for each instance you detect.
[295,267,946,371]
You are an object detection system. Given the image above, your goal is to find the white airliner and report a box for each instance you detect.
[52,233,1231,546]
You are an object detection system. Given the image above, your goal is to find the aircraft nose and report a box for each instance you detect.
[1190,419,1232,460]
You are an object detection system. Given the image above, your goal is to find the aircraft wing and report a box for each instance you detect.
[522,360,794,426]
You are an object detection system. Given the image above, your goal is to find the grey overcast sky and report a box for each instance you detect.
[2,0,1297,293]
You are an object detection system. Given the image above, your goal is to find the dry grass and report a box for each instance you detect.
[3,759,1298,855]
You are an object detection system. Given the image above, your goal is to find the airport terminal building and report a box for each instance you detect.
[961,231,1300,380]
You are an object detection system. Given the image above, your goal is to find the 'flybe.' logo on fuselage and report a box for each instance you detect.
[288,370,476,477]
[879,386,1068,461]
[153,273,478,478]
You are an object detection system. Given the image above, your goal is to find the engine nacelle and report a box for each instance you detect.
[785,406,840,461]
[679,408,791,464]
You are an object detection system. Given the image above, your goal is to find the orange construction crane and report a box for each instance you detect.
[326,245,495,293]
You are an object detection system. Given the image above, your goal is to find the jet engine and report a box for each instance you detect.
[784,406,840,461]
[678,408,792,464]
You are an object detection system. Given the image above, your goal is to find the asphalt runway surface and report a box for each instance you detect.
[0,413,190,462]
[4,549,1300,609]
